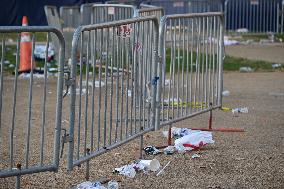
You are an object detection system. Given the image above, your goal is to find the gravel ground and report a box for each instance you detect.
[225,43,284,64]
[0,71,283,189]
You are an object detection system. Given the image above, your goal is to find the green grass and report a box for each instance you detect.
[164,48,282,72]
[1,44,57,74]
[1,45,282,75]
[241,34,269,41]
[226,33,284,43]
[223,56,277,71]
[275,34,284,42]
[1,32,48,42]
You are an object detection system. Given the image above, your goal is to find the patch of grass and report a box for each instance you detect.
[275,34,284,42]
[241,34,269,41]
[164,48,280,72]
[1,32,48,42]
[1,44,57,74]
[224,56,276,71]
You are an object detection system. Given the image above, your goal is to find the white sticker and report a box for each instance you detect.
[250,0,259,5]
[108,7,115,15]
[173,2,184,7]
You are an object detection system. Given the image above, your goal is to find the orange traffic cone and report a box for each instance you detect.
[19,16,35,73]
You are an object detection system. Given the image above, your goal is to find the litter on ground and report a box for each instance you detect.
[232,107,249,114]
[156,161,171,176]
[222,90,230,96]
[19,73,45,79]
[174,130,214,151]
[114,159,161,178]
[191,154,201,159]
[34,44,55,60]
[272,63,282,69]
[239,67,254,73]
[143,146,161,155]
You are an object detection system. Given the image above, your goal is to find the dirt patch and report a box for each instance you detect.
[225,43,284,64]
[0,72,283,188]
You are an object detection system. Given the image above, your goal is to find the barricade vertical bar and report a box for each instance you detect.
[85,149,90,180]
[98,29,103,148]
[201,16,205,110]
[90,30,95,152]
[208,16,212,106]
[282,2,284,33]
[120,28,125,141]
[53,28,65,169]
[0,35,3,148]
[139,134,143,159]
[212,16,216,105]
[205,16,209,107]
[181,18,185,116]
[68,26,80,171]
[84,31,91,157]
[114,30,119,141]
[108,26,114,145]
[40,33,49,166]
[118,31,124,141]
[218,15,224,107]
[176,18,181,117]
[190,19,194,114]
[10,34,20,169]
[277,4,280,33]
[15,164,21,189]
[76,34,84,161]
[25,33,35,169]
[103,29,109,146]
[185,18,189,115]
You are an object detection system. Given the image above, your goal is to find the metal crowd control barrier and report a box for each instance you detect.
[225,0,284,33]
[156,12,224,130]
[81,3,101,25]
[67,16,159,178]
[44,5,75,62]
[188,0,224,13]
[107,0,138,6]
[91,4,138,24]
[0,26,65,187]
[138,6,165,21]
[60,6,81,29]
[141,0,223,15]
[44,6,63,62]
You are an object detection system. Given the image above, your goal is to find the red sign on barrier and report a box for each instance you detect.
[117,24,132,38]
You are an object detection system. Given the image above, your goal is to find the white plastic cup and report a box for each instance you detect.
[140,159,160,172]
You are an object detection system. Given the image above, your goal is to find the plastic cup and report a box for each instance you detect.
[139,159,160,172]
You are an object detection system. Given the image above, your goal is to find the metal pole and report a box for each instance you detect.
[139,131,143,159]
[85,149,90,181]
[167,124,172,146]
[208,103,213,130]
[15,164,21,189]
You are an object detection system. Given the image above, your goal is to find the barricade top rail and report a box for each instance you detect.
[161,12,224,21]
[140,4,158,8]
[92,3,137,8]
[74,15,158,32]
[138,6,164,13]
[0,26,65,38]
